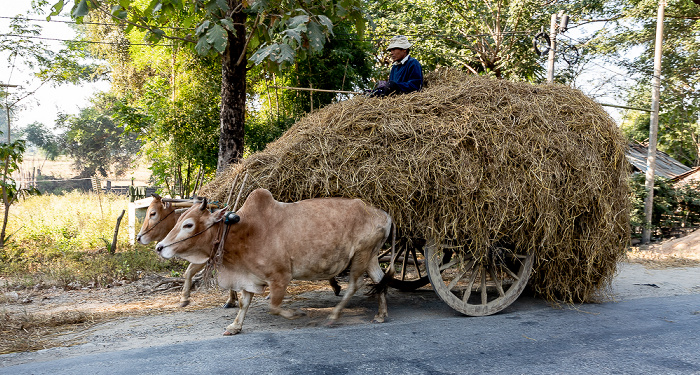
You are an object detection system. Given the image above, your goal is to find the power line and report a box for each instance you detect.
[0,15,192,31]
[0,33,173,47]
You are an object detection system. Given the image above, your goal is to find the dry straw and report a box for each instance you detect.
[201,68,630,303]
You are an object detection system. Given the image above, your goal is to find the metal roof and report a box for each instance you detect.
[626,142,692,179]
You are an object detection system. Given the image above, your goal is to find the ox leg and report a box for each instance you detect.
[180,262,206,307]
[268,281,305,319]
[224,290,253,335]
[327,268,364,323]
[223,289,238,308]
[367,260,389,323]
[329,277,341,296]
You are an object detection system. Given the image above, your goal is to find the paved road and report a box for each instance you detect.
[2,293,698,375]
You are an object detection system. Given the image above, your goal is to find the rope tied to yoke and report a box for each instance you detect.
[202,217,232,287]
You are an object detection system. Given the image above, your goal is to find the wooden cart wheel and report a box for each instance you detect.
[379,239,446,292]
[425,238,534,316]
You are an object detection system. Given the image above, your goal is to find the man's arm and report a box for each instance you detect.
[390,59,423,93]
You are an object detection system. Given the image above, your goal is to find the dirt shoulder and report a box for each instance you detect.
[2,238,700,367]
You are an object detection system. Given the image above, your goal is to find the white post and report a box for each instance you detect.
[546,13,558,84]
[642,0,666,244]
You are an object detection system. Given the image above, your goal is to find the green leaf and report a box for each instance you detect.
[111,5,127,19]
[195,20,211,36]
[216,0,230,12]
[354,19,365,38]
[220,18,235,32]
[119,0,131,8]
[306,21,324,52]
[49,0,64,19]
[250,0,269,13]
[282,29,302,45]
[72,0,90,18]
[195,36,212,56]
[335,4,347,17]
[206,24,228,54]
[316,15,333,32]
[145,0,160,14]
[287,15,309,28]
[271,43,295,64]
[250,44,273,65]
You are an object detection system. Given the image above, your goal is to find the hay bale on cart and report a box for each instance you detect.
[201,68,630,310]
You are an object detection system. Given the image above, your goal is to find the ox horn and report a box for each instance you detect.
[200,198,209,211]
[151,193,162,200]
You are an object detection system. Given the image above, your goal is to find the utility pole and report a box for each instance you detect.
[546,11,569,84]
[642,0,667,244]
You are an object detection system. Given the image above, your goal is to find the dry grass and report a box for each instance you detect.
[200,68,630,303]
[626,247,700,269]
[0,309,95,353]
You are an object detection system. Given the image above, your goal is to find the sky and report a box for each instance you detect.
[1,0,110,130]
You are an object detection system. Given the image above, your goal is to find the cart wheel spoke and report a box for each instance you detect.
[462,267,478,303]
[480,268,487,305]
[410,247,422,279]
[439,259,458,271]
[386,239,432,291]
[489,261,505,297]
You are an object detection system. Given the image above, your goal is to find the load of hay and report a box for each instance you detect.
[201,68,630,303]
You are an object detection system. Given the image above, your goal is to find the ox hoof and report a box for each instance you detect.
[179,301,191,308]
[324,319,339,328]
[222,301,238,309]
[286,309,306,320]
[223,329,241,336]
[371,316,387,324]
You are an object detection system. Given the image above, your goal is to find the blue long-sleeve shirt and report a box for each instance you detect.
[389,56,423,94]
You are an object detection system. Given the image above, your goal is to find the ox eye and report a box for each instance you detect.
[150,211,156,217]
[183,223,193,229]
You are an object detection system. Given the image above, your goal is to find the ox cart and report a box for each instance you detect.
[198,70,629,321]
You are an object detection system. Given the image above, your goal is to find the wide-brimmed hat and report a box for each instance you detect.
[387,35,412,50]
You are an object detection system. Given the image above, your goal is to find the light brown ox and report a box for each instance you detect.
[136,194,341,308]
[155,188,395,335]
[135,194,238,308]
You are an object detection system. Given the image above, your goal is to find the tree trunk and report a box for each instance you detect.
[217,2,248,174]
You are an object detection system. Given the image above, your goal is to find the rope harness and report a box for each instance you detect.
[156,220,219,250]
[203,219,231,285]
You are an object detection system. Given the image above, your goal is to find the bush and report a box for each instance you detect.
[629,173,700,237]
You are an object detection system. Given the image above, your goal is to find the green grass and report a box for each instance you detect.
[0,191,187,289]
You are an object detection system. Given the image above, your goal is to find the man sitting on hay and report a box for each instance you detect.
[372,35,424,97]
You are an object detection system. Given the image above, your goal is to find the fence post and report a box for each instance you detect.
[110,209,126,255]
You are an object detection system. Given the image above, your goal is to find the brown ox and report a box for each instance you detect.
[137,194,341,308]
[135,194,238,308]
[155,188,395,335]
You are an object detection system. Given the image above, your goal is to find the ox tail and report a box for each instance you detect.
[367,219,396,297]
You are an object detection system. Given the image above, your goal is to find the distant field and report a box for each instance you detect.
[17,152,152,188]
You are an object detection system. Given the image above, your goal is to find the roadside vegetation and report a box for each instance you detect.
[629,174,700,239]
[0,191,185,291]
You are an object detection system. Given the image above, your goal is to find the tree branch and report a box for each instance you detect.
[94,4,195,44]
[236,12,261,66]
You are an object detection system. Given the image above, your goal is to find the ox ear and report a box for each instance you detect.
[164,202,172,210]
[200,198,208,211]
[151,193,161,200]
[212,209,227,223]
